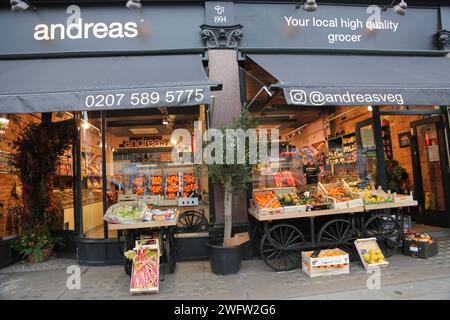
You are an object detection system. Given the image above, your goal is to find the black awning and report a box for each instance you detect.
[0,54,220,114]
[248,54,450,106]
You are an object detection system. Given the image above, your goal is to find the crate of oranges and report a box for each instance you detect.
[251,190,283,215]
[302,249,350,278]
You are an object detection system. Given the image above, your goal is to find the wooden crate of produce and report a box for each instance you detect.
[251,189,283,215]
[361,187,394,206]
[273,187,306,213]
[130,239,159,294]
[302,249,350,278]
[318,181,363,209]
[354,238,389,270]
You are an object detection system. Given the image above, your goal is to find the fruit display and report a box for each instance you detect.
[133,176,146,195]
[149,185,162,194]
[166,174,180,194]
[362,191,393,204]
[150,175,162,185]
[276,191,301,206]
[304,250,348,269]
[298,191,330,209]
[183,173,196,197]
[254,191,281,209]
[362,248,385,265]
[274,170,296,188]
[326,186,352,202]
[404,231,433,244]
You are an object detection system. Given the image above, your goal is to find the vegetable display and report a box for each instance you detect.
[130,246,159,291]
[104,203,144,224]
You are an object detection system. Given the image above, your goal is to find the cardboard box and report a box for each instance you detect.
[403,239,438,259]
[130,239,159,294]
[224,232,250,247]
[301,249,349,278]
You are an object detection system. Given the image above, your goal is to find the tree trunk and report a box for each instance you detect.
[223,177,233,245]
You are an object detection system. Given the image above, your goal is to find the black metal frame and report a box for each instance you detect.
[252,208,404,272]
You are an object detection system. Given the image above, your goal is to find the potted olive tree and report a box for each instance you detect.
[197,107,257,275]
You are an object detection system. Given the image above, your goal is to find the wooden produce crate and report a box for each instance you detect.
[361,186,394,206]
[318,181,363,210]
[393,192,414,203]
[273,187,306,213]
[302,249,350,278]
[118,194,138,204]
[354,238,389,270]
[130,239,160,294]
[251,189,284,215]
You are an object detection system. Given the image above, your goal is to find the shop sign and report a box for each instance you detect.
[205,1,236,26]
[236,3,440,52]
[0,5,204,56]
[119,136,171,149]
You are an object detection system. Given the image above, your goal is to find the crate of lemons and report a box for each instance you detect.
[355,238,389,270]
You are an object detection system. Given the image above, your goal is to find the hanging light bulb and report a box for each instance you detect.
[81,121,90,130]
[10,0,30,12]
[367,106,373,112]
[393,0,407,16]
[162,115,169,125]
[302,0,318,12]
[126,0,142,10]
[0,115,9,138]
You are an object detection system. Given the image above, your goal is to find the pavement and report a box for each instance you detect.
[1,238,450,300]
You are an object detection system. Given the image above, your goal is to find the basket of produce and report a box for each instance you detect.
[274,188,306,212]
[149,175,163,195]
[354,238,389,270]
[182,173,197,197]
[133,176,146,195]
[403,231,438,259]
[252,189,283,215]
[362,187,394,205]
[103,203,144,224]
[298,190,331,211]
[125,238,160,294]
[319,180,364,209]
[302,249,349,278]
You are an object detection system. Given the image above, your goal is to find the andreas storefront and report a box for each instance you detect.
[235,1,450,268]
[1,0,450,270]
[0,2,224,267]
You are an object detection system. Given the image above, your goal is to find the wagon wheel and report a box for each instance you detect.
[317,218,360,261]
[176,210,209,233]
[364,214,401,257]
[250,223,264,258]
[164,228,176,273]
[260,224,304,271]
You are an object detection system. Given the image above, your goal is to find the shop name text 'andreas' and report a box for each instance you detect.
[33,6,140,41]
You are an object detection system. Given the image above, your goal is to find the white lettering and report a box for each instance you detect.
[124,22,139,38]
[93,22,109,39]
[34,24,49,40]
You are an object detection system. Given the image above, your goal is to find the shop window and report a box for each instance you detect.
[80,112,104,238]
[104,106,210,236]
[251,106,378,195]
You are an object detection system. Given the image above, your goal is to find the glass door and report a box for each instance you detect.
[411,116,450,227]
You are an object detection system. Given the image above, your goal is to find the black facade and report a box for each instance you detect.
[0,0,449,266]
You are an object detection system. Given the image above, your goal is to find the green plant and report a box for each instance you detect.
[196,106,257,244]
[11,226,62,262]
[386,159,409,193]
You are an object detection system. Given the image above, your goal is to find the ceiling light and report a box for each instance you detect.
[393,0,407,16]
[162,116,169,125]
[126,0,142,10]
[10,0,34,12]
[368,106,373,112]
[82,122,90,130]
[296,0,317,12]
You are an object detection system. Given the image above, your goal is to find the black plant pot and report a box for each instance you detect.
[206,239,242,275]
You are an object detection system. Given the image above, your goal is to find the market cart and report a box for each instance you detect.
[109,209,180,276]
[249,187,418,272]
